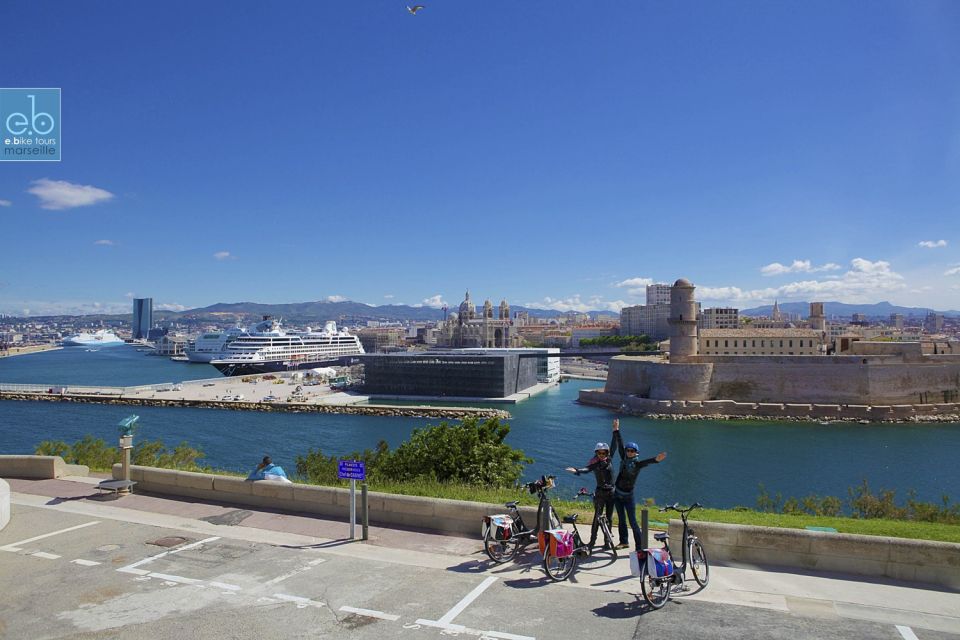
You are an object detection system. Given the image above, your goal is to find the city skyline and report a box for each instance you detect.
[2,2,959,315]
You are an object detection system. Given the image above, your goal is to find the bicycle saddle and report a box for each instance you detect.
[505,501,519,508]
[654,532,669,541]
[562,514,579,524]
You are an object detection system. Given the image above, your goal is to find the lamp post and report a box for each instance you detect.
[117,415,138,494]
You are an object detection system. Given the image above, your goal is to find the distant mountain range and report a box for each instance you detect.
[741,301,960,319]
[1,300,619,323]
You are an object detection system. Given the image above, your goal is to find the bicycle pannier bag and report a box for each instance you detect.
[484,514,514,540]
[538,529,574,558]
[645,548,674,578]
[630,550,644,576]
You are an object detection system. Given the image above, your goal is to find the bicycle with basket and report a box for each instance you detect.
[632,502,710,609]
[482,475,562,564]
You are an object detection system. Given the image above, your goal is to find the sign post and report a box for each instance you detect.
[337,460,366,540]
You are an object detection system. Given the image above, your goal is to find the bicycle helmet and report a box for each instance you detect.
[625,441,639,451]
[594,442,610,453]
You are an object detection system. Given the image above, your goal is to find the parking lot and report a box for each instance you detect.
[1,485,959,640]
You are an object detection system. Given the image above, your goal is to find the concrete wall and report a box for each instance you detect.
[603,354,960,405]
[112,464,536,536]
[669,519,960,590]
[0,455,89,479]
[0,478,9,531]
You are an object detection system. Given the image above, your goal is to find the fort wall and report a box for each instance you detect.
[591,353,960,418]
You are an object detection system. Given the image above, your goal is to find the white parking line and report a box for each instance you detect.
[339,606,400,621]
[437,576,498,625]
[148,572,203,585]
[72,559,101,567]
[31,551,61,560]
[0,520,100,552]
[415,576,534,640]
[117,535,220,574]
[273,593,326,608]
[896,626,920,640]
[264,557,327,585]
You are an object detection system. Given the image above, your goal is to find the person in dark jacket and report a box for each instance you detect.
[611,418,666,549]
[565,442,616,551]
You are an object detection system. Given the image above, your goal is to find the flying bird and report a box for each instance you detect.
[407,5,424,14]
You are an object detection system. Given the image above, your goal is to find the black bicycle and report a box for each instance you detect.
[639,502,709,609]
[482,475,561,564]
[542,487,618,581]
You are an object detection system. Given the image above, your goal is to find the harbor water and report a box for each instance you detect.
[1,345,959,508]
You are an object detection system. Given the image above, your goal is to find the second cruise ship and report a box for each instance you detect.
[210,318,365,376]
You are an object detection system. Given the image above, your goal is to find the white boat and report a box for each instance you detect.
[185,326,250,363]
[211,318,365,376]
[62,330,124,347]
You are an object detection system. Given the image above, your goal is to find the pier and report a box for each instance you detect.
[0,375,510,420]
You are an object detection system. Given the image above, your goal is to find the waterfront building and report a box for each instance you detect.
[460,347,560,383]
[646,284,672,306]
[155,334,190,356]
[357,327,407,353]
[438,291,522,348]
[360,352,539,398]
[132,298,153,339]
[620,303,672,340]
[699,307,739,330]
[582,277,960,407]
[700,328,821,355]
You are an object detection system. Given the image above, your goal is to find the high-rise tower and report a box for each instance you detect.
[132,298,153,340]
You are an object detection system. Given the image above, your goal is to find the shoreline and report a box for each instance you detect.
[0,345,62,359]
[579,389,960,424]
[0,391,510,420]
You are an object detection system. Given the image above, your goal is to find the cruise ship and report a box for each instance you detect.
[185,326,249,363]
[62,329,125,347]
[210,318,365,376]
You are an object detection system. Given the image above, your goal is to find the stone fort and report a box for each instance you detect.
[580,279,960,415]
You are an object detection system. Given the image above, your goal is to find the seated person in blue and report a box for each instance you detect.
[246,455,291,482]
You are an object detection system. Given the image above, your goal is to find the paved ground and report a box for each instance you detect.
[1,477,958,639]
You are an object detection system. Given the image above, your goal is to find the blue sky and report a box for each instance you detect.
[1,0,959,316]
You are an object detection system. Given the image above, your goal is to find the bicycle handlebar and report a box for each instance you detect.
[658,502,703,514]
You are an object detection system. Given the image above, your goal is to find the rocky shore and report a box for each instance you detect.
[637,412,960,424]
[0,391,511,420]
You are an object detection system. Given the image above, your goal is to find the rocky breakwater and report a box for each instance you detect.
[0,391,510,420]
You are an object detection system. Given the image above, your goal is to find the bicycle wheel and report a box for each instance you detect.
[599,518,618,559]
[689,538,709,587]
[483,526,518,564]
[542,548,577,582]
[639,564,670,609]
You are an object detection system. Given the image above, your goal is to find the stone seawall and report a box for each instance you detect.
[0,391,510,420]
[579,389,960,423]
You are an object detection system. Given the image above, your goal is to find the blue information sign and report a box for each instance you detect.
[337,459,366,481]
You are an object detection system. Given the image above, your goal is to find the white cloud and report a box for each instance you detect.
[155,302,187,311]
[213,251,233,260]
[760,260,842,276]
[27,178,114,210]
[701,258,907,305]
[420,294,447,308]
[0,199,11,207]
[124,292,134,298]
[945,267,960,277]
[0,300,130,316]
[325,295,347,303]
[614,277,654,297]
[383,294,395,299]
[93,239,114,246]
[919,240,948,249]
[525,295,624,313]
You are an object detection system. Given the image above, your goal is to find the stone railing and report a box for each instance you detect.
[0,478,9,531]
[111,464,535,536]
[0,455,89,479]
[669,519,960,590]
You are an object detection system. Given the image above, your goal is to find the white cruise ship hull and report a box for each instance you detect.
[211,355,360,376]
